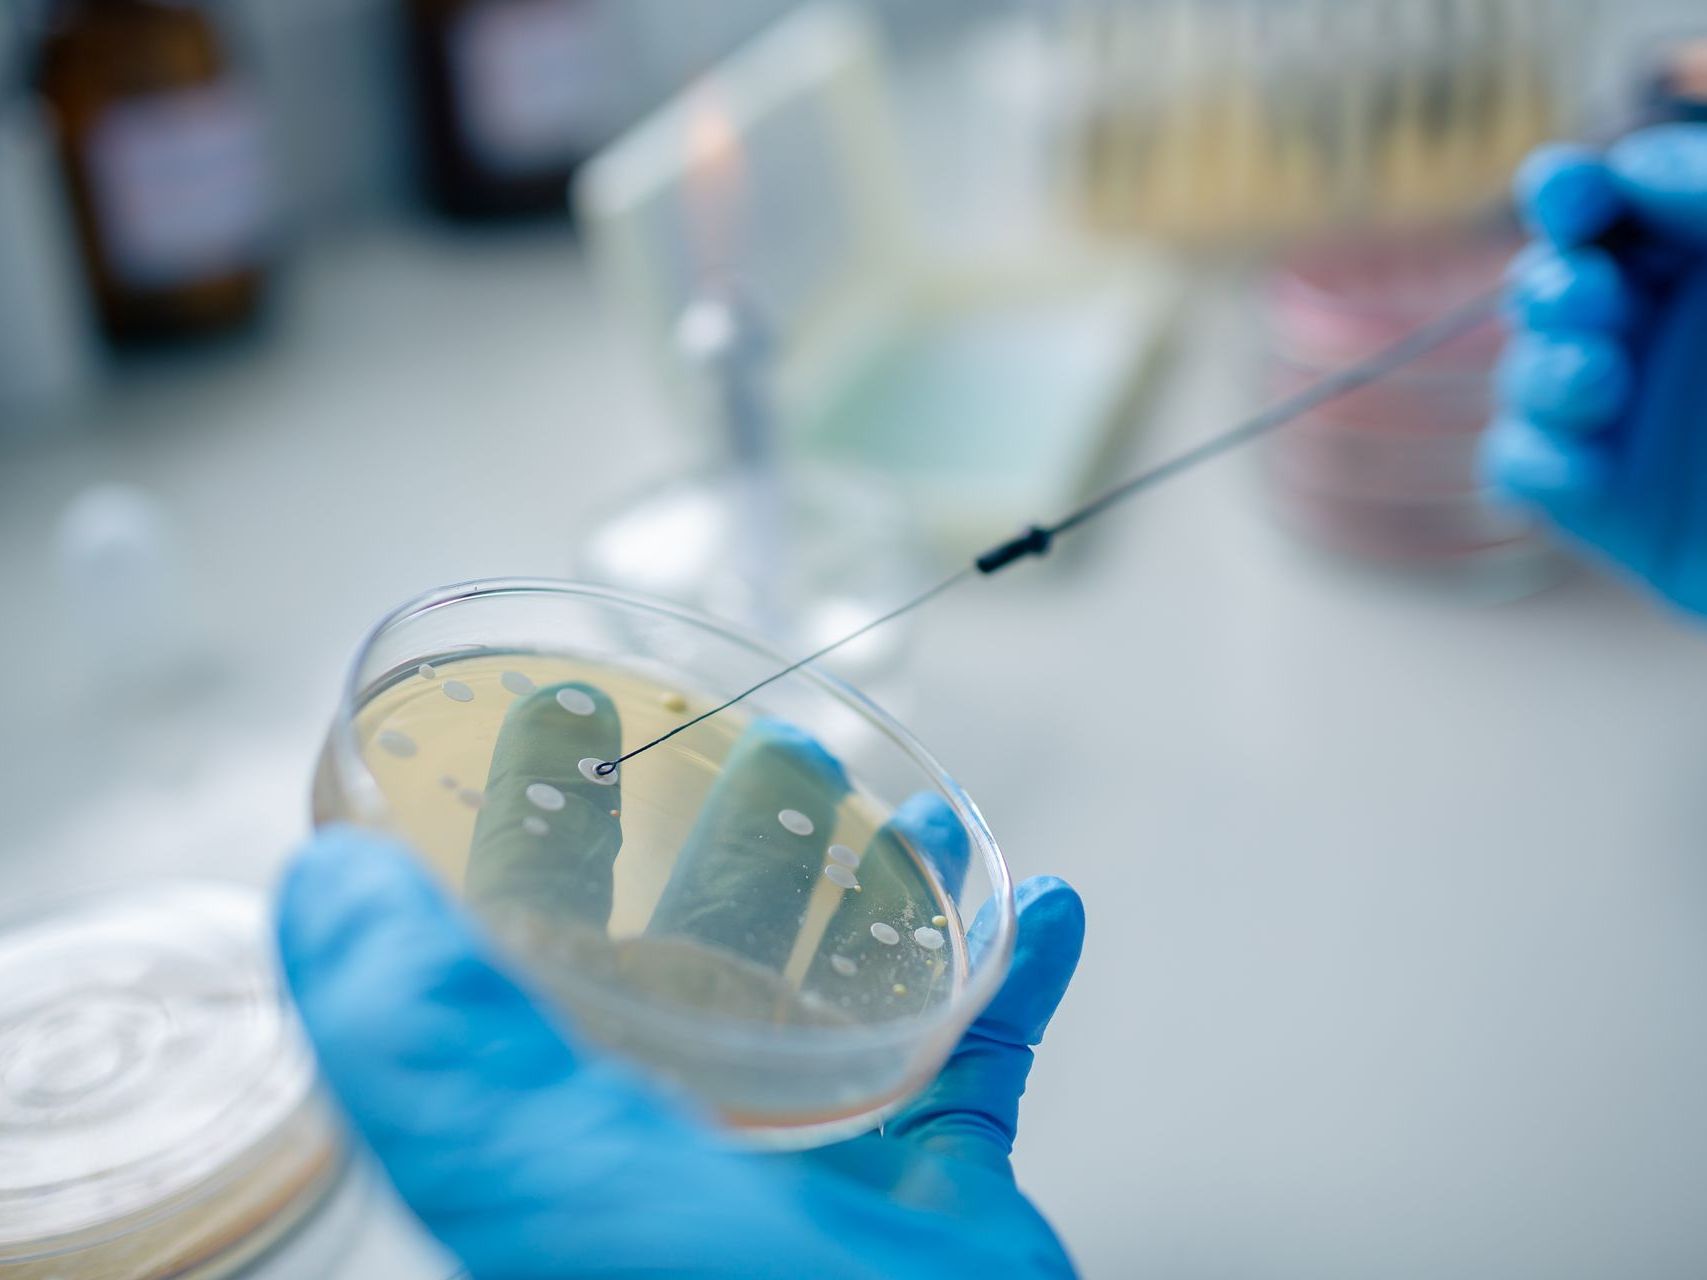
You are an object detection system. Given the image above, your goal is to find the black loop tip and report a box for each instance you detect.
[595,760,618,777]
[976,524,1055,575]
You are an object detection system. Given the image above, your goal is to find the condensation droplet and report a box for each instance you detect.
[555,688,596,716]
[457,788,484,810]
[439,775,457,790]
[830,955,858,977]
[870,922,900,946]
[824,864,858,891]
[579,757,618,786]
[376,730,416,758]
[442,680,474,703]
[525,782,566,811]
[827,843,860,868]
[777,809,814,836]
[523,816,549,836]
[913,927,945,951]
[418,663,437,680]
[501,671,536,696]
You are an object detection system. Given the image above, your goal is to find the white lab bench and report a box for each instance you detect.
[3,223,1706,1280]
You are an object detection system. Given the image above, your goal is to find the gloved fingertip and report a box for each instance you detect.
[1016,873,1086,924]
[533,679,618,715]
[1508,245,1636,335]
[279,827,603,1118]
[1516,144,1622,247]
[890,793,970,900]
[276,825,444,980]
[1478,416,1610,509]
[1503,240,1551,287]
[1608,124,1707,245]
[1013,877,1087,1002]
[1495,333,1631,433]
[884,878,1083,1170]
[514,681,623,765]
[747,716,849,791]
[972,876,1085,1048]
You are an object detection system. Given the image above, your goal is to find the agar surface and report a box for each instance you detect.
[353,652,968,1050]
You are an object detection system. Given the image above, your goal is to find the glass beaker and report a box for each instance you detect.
[311,579,1015,1146]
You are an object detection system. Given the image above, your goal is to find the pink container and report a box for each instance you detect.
[1263,230,1561,592]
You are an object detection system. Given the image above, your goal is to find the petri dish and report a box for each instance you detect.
[1262,230,1565,596]
[312,579,1015,1146]
[0,882,343,1280]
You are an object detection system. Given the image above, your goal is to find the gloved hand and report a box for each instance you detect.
[277,713,1085,1279]
[1482,124,1707,614]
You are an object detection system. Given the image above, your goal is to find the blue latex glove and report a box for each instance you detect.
[277,824,1084,1279]
[1482,124,1707,614]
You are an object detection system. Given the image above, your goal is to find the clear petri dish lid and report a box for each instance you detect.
[0,881,334,1267]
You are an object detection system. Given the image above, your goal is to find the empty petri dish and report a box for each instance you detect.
[312,580,1015,1146]
[0,883,344,1279]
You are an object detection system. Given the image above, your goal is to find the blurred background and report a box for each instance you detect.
[4,0,1707,1276]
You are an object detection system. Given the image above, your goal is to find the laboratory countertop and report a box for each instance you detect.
[4,223,1707,1280]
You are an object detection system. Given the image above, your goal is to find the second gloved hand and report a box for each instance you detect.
[1484,124,1707,614]
[277,827,1085,1279]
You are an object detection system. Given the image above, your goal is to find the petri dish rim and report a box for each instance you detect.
[322,577,1016,1060]
[0,879,343,1265]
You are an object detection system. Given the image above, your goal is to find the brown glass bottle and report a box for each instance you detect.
[37,0,271,344]
[405,0,613,220]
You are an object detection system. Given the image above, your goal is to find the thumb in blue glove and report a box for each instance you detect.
[277,825,1084,1279]
[1482,124,1707,615]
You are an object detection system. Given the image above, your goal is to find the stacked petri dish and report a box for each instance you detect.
[0,883,345,1279]
[1262,230,1561,595]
